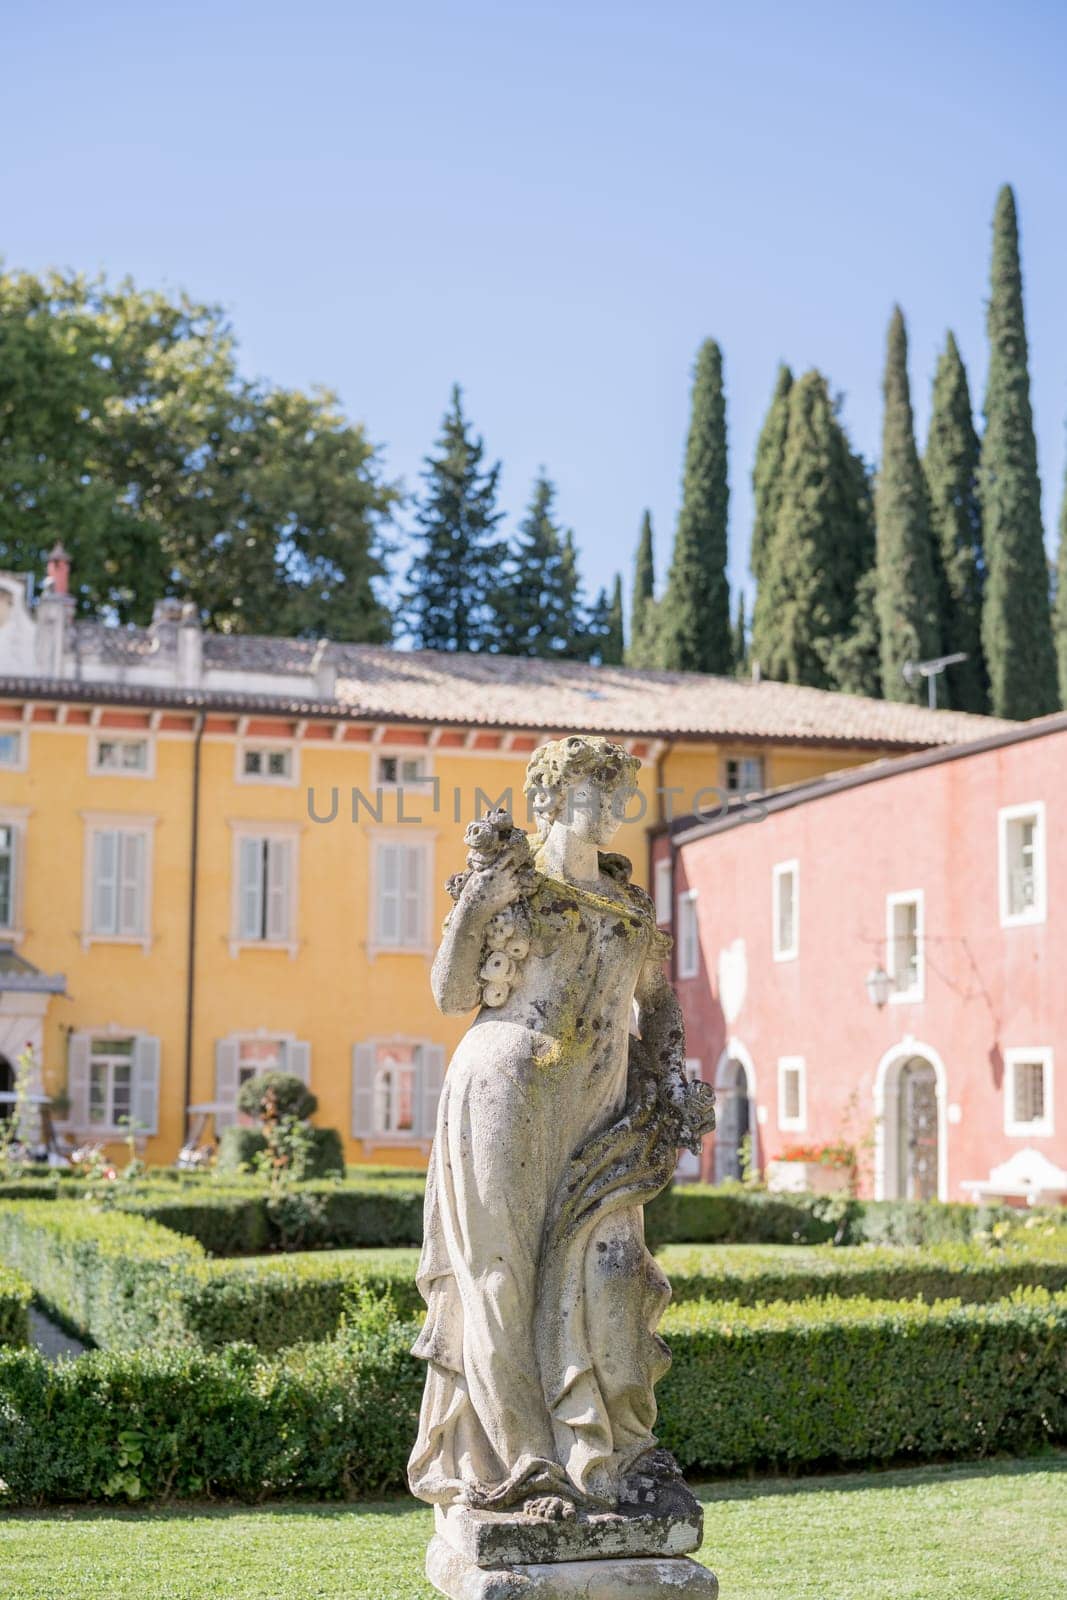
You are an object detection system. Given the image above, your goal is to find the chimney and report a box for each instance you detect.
[46,542,71,597]
[177,602,203,687]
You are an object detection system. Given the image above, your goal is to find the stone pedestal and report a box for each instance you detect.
[427,1536,719,1598]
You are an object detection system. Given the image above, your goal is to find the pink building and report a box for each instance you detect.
[653,713,1067,1204]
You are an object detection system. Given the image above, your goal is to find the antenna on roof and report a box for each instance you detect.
[902,652,968,710]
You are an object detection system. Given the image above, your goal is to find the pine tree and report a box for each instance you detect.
[979,185,1058,719]
[493,472,576,657]
[559,529,586,658]
[751,371,875,688]
[1056,465,1067,707]
[751,364,793,583]
[923,332,989,712]
[875,307,942,703]
[628,510,657,666]
[585,574,625,666]
[658,339,732,673]
[405,385,506,652]
[731,591,749,676]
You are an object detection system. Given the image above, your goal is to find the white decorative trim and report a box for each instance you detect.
[998,801,1046,928]
[873,1039,948,1201]
[367,832,436,960]
[373,748,435,789]
[653,858,672,926]
[714,1037,760,1171]
[88,731,156,779]
[676,889,699,979]
[0,806,30,941]
[80,814,157,952]
[772,859,799,962]
[235,737,300,787]
[777,1054,807,1132]
[0,726,28,773]
[886,888,924,1004]
[1003,1046,1054,1139]
[227,821,301,958]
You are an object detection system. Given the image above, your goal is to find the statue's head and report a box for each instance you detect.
[524,735,640,846]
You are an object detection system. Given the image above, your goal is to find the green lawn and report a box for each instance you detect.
[2,1457,1063,1600]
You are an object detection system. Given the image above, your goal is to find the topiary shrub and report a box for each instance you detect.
[236,1072,317,1123]
[216,1126,344,1181]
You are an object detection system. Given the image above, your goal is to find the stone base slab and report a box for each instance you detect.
[434,1478,702,1567]
[426,1536,719,1599]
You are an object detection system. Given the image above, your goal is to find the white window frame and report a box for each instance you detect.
[0,727,26,772]
[677,889,699,979]
[351,1035,446,1145]
[68,1026,160,1139]
[777,1055,807,1132]
[724,753,766,795]
[228,820,301,957]
[89,732,155,779]
[653,857,673,926]
[772,859,799,962]
[0,807,29,939]
[87,1035,136,1133]
[1003,1047,1054,1139]
[369,833,435,957]
[374,749,434,790]
[81,813,156,951]
[235,739,299,788]
[886,889,924,1004]
[998,802,1046,928]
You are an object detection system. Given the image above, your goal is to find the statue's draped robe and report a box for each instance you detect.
[408,872,672,1510]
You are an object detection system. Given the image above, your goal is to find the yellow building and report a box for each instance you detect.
[0,554,1005,1167]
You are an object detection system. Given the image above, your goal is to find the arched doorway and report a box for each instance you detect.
[874,1043,947,1201]
[713,1041,757,1184]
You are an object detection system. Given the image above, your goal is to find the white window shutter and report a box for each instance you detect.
[119,832,146,937]
[215,1037,240,1128]
[351,1042,375,1137]
[403,847,424,948]
[67,1032,92,1131]
[238,838,263,940]
[266,839,292,942]
[419,1043,446,1139]
[287,1039,311,1086]
[377,845,400,945]
[132,1034,160,1136]
[92,831,118,934]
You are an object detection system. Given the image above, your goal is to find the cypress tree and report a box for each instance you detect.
[732,591,749,676]
[628,509,657,666]
[559,529,586,658]
[1055,465,1067,707]
[493,472,574,657]
[751,371,874,688]
[922,332,989,712]
[979,185,1058,718]
[875,307,942,703]
[751,364,793,583]
[658,339,732,673]
[405,385,506,651]
[604,573,625,665]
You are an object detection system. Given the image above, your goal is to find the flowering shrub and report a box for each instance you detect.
[774,1141,857,1171]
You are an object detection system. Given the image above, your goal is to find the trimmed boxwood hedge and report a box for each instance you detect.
[116,1180,427,1255]
[0,1265,32,1347]
[216,1125,345,1180]
[0,1289,1062,1503]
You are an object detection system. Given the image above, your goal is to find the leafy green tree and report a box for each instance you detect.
[628,509,658,666]
[0,269,395,636]
[922,333,988,712]
[659,339,732,673]
[979,186,1058,718]
[751,371,874,688]
[875,307,942,703]
[405,386,506,652]
[751,364,793,583]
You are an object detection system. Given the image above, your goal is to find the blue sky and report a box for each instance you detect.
[3,1,1066,618]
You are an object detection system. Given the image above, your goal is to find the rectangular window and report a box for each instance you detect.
[999,803,1046,926]
[240,745,294,784]
[373,1041,420,1134]
[1004,1048,1054,1138]
[90,829,148,937]
[237,836,294,943]
[654,858,673,925]
[778,1056,807,1131]
[377,753,429,787]
[677,890,699,979]
[772,860,799,961]
[88,1037,134,1128]
[887,890,923,1002]
[725,754,765,794]
[0,731,22,768]
[374,840,430,951]
[237,1036,286,1087]
[0,823,16,930]
[92,736,151,775]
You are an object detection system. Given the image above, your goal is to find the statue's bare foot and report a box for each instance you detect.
[523,1494,576,1522]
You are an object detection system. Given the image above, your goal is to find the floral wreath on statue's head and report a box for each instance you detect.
[522,734,640,839]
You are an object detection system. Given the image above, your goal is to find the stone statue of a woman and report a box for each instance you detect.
[410,735,718,1598]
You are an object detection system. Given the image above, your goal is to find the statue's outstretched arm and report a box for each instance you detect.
[431,861,523,1015]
